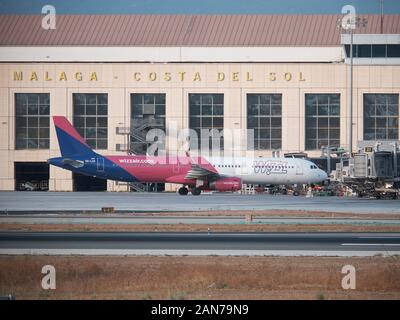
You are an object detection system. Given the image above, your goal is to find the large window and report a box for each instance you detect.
[131,94,166,155]
[189,94,224,150]
[73,93,108,149]
[345,44,400,58]
[15,93,50,150]
[247,94,282,150]
[364,94,399,140]
[305,94,340,150]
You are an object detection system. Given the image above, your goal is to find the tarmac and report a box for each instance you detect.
[1,215,400,226]
[0,191,399,214]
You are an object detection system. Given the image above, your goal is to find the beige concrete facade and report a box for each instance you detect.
[1,62,400,191]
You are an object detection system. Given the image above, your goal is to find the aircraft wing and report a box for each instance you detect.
[184,163,220,180]
[62,158,84,168]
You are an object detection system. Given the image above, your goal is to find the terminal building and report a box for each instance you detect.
[0,14,399,192]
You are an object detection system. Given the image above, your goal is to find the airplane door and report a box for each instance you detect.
[296,160,303,175]
[173,163,180,174]
[97,158,104,172]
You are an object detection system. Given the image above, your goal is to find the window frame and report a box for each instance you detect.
[130,93,166,155]
[15,93,50,150]
[188,93,224,151]
[246,93,282,151]
[73,93,108,150]
[305,93,341,151]
[363,93,399,141]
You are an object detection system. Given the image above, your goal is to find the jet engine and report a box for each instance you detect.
[209,177,242,192]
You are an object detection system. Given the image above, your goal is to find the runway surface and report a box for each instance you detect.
[1,232,399,256]
[0,192,399,213]
[1,215,399,226]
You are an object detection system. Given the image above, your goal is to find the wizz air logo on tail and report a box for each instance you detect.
[253,160,288,175]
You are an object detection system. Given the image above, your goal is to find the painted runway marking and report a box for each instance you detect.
[342,243,400,246]
[358,237,400,239]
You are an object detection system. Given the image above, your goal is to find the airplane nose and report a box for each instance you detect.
[320,170,328,180]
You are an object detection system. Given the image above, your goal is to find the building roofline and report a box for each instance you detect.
[0,14,399,47]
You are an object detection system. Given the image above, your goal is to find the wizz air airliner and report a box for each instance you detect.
[48,116,328,195]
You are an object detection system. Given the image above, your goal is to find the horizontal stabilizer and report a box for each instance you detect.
[61,158,84,168]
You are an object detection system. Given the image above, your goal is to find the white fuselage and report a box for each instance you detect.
[205,156,328,185]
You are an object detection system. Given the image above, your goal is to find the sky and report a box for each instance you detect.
[0,0,399,14]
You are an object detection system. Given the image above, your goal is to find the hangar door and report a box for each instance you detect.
[15,162,49,191]
[73,172,107,191]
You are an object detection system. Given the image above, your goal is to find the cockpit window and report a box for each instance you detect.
[310,165,318,169]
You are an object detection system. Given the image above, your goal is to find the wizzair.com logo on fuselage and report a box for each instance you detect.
[118,158,157,165]
[253,160,289,175]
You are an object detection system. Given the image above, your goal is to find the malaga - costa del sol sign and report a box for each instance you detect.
[12,70,307,83]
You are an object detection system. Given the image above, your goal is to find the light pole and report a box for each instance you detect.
[380,0,384,34]
[348,27,353,154]
[338,11,368,155]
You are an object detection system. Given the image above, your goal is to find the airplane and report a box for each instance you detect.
[48,116,328,195]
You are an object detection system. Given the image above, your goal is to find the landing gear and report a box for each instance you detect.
[179,186,201,195]
[191,187,201,196]
[178,187,189,195]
